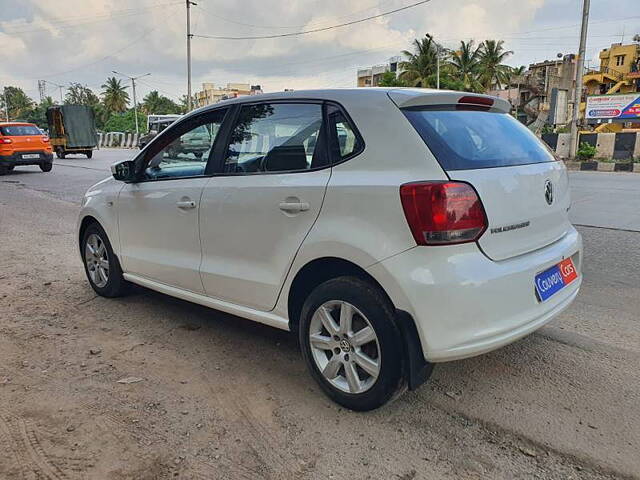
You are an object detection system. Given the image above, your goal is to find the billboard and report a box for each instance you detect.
[586,93,640,121]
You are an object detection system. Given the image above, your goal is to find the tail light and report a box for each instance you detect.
[400,181,487,245]
[0,138,12,144]
[42,136,50,142]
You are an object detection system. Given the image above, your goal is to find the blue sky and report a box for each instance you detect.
[0,0,638,102]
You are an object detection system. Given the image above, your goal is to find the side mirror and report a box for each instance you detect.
[111,160,137,182]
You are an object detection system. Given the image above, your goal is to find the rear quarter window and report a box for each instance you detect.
[402,108,555,170]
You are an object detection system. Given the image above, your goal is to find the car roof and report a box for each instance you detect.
[0,121,37,127]
[190,87,510,115]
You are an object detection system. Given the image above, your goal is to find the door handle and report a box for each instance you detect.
[176,200,197,209]
[279,201,310,213]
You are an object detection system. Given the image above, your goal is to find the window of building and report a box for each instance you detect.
[223,103,325,173]
[615,55,625,66]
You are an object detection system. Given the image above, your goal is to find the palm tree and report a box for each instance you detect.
[449,40,483,92]
[101,77,129,113]
[477,40,514,91]
[142,90,162,114]
[399,34,440,88]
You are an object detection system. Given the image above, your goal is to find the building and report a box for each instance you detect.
[193,83,263,108]
[583,42,640,96]
[356,56,402,87]
[517,55,577,129]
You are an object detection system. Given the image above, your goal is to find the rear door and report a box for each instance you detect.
[401,102,571,261]
[199,101,330,311]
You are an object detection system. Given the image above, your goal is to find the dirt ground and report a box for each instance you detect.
[0,180,638,480]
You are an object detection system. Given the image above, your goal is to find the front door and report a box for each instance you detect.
[118,109,227,292]
[199,102,330,311]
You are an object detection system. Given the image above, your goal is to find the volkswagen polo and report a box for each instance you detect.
[77,88,582,411]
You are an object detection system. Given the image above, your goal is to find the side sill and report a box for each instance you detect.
[123,273,290,331]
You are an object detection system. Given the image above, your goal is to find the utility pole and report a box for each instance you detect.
[186,0,196,111]
[113,71,151,135]
[569,0,590,159]
[436,44,440,89]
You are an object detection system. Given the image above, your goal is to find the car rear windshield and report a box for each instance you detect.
[402,108,554,170]
[0,125,41,136]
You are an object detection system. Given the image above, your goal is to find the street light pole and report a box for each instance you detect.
[113,71,151,135]
[569,0,590,159]
[3,87,9,121]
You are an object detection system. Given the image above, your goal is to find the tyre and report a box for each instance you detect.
[7,165,14,171]
[0,166,8,175]
[194,152,203,159]
[86,150,93,159]
[299,276,405,411]
[81,222,129,297]
[40,162,53,172]
[56,148,65,159]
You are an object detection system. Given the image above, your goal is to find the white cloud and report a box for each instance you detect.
[0,0,633,99]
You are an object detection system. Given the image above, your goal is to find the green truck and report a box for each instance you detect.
[46,105,97,158]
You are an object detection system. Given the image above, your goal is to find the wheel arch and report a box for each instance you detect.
[78,215,100,255]
[287,256,432,390]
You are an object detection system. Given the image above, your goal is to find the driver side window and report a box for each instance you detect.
[144,109,226,180]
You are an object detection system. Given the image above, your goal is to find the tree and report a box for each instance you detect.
[477,40,514,91]
[449,40,483,92]
[141,90,181,114]
[101,77,129,113]
[103,109,147,133]
[65,83,100,106]
[399,34,440,87]
[377,71,406,87]
[0,86,35,121]
[26,96,54,129]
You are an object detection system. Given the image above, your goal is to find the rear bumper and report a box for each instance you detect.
[367,226,583,362]
[0,151,53,166]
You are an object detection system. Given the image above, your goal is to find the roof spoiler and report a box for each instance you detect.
[387,89,511,113]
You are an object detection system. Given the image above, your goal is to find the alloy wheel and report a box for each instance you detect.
[85,233,109,288]
[308,300,381,394]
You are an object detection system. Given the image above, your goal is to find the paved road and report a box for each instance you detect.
[1,150,639,479]
[5,149,640,232]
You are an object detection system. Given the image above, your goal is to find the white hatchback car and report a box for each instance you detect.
[78,88,582,410]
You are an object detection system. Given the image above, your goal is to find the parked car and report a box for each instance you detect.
[0,122,53,174]
[77,88,582,411]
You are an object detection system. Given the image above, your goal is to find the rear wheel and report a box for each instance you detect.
[0,166,8,175]
[299,276,405,411]
[86,150,93,158]
[40,162,52,172]
[81,222,129,297]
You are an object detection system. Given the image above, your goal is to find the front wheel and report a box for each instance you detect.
[82,222,129,297]
[299,276,405,411]
[56,148,65,159]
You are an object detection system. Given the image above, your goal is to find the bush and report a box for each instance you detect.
[577,142,596,161]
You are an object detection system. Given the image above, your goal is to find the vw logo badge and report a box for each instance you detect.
[544,180,554,205]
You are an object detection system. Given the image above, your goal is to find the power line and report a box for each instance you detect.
[194,0,396,31]
[192,0,433,40]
